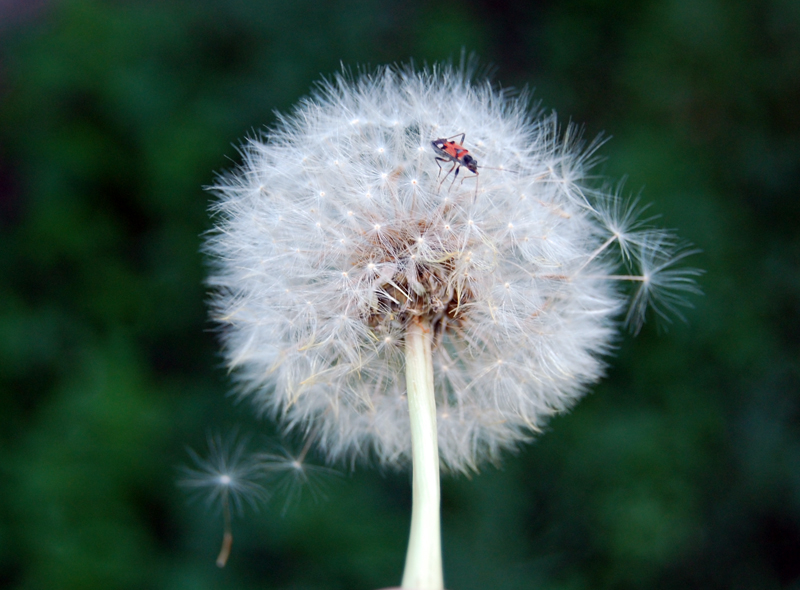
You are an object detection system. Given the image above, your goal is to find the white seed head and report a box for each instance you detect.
[205,63,699,472]
[179,433,267,513]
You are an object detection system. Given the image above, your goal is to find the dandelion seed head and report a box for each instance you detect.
[179,433,268,514]
[206,63,700,472]
[258,444,341,514]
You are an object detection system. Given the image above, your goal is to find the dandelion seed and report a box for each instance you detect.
[258,435,342,515]
[179,433,267,567]
[623,237,705,333]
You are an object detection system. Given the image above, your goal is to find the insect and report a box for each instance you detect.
[431,133,479,193]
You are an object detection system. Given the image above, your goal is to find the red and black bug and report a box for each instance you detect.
[431,133,517,198]
[431,133,479,192]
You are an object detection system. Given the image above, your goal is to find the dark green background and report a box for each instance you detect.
[1,0,798,588]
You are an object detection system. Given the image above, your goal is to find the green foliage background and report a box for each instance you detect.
[1,0,798,588]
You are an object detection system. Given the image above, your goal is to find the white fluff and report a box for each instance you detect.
[205,63,699,473]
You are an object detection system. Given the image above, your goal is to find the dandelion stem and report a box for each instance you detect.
[297,427,317,464]
[574,234,617,274]
[401,317,444,590]
[589,274,647,282]
[216,495,233,567]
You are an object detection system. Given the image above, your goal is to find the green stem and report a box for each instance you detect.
[401,317,444,590]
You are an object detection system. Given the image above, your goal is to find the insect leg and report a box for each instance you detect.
[454,168,479,201]
[435,157,447,180]
[443,133,466,144]
[448,163,461,192]
[438,161,458,193]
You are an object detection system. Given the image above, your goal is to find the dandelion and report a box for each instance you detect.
[179,433,267,567]
[259,435,342,515]
[205,62,700,588]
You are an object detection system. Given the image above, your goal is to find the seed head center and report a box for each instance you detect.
[353,215,475,342]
